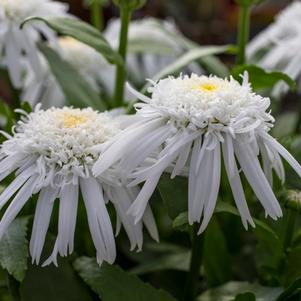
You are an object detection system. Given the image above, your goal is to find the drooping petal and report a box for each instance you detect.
[30,186,58,264]
[80,178,116,264]
[0,175,37,239]
[198,142,221,233]
[222,135,255,229]
[234,140,282,219]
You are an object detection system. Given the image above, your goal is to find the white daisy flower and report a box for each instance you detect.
[0,0,69,88]
[22,37,111,108]
[247,1,301,96]
[93,73,301,233]
[0,106,158,266]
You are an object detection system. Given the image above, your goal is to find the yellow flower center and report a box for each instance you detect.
[197,83,219,92]
[60,113,87,128]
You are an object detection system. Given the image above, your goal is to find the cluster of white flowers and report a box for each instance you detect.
[1,0,301,269]
[247,1,301,96]
[93,74,301,233]
[0,107,158,266]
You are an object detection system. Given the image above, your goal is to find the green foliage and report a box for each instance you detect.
[39,44,105,110]
[197,281,283,301]
[203,218,231,287]
[277,277,301,301]
[21,17,122,66]
[232,293,256,301]
[20,258,93,301]
[282,246,301,287]
[235,0,266,6]
[74,257,178,301]
[113,0,146,10]
[0,217,29,282]
[231,65,296,92]
[0,101,16,135]
[130,251,191,275]
[158,174,188,220]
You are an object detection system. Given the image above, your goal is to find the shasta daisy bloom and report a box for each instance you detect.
[22,37,111,108]
[0,0,69,88]
[93,73,301,233]
[247,2,301,96]
[0,106,158,266]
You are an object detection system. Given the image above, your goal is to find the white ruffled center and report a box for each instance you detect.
[137,74,274,133]
[1,107,119,183]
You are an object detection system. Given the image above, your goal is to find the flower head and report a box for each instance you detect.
[247,2,301,96]
[0,0,69,88]
[0,106,158,266]
[93,73,301,233]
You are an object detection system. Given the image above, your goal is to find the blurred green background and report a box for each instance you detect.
[64,0,291,44]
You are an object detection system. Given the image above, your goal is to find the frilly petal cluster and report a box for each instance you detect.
[0,106,158,266]
[93,74,301,233]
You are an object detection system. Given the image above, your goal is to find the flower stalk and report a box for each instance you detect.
[236,3,251,65]
[90,0,103,30]
[283,209,297,251]
[113,6,132,107]
[183,224,204,301]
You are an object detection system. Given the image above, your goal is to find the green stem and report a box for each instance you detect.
[91,0,103,30]
[183,224,204,301]
[236,4,251,65]
[283,209,297,251]
[7,274,21,301]
[113,6,132,107]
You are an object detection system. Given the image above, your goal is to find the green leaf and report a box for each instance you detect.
[235,0,266,5]
[198,281,283,301]
[282,246,301,287]
[113,0,146,10]
[232,292,256,301]
[20,258,93,301]
[21,17,122,66]
[152,46,230,81]
[74,257,178,301]
[277,277,301,301]
[272,112,298,139]
[157,174,188,220]
[128,38,176,54]
[151,24,230,77]
[203,218,231,287]
[0,217,29,282]
[0,101,15,136]
[231,65,296,91]
[130,251,191,275]
[39,44,105,110]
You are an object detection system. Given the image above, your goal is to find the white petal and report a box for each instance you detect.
[198,143,221,234]
[0,176,37,240]
[263,133,301,178]
[0,165,36,209]
[57,184,79,257]
[30,187,58,264]
[234,140,282,219]
[80,178,116,264]
[222,136,255,229]
[93,118,164,176]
